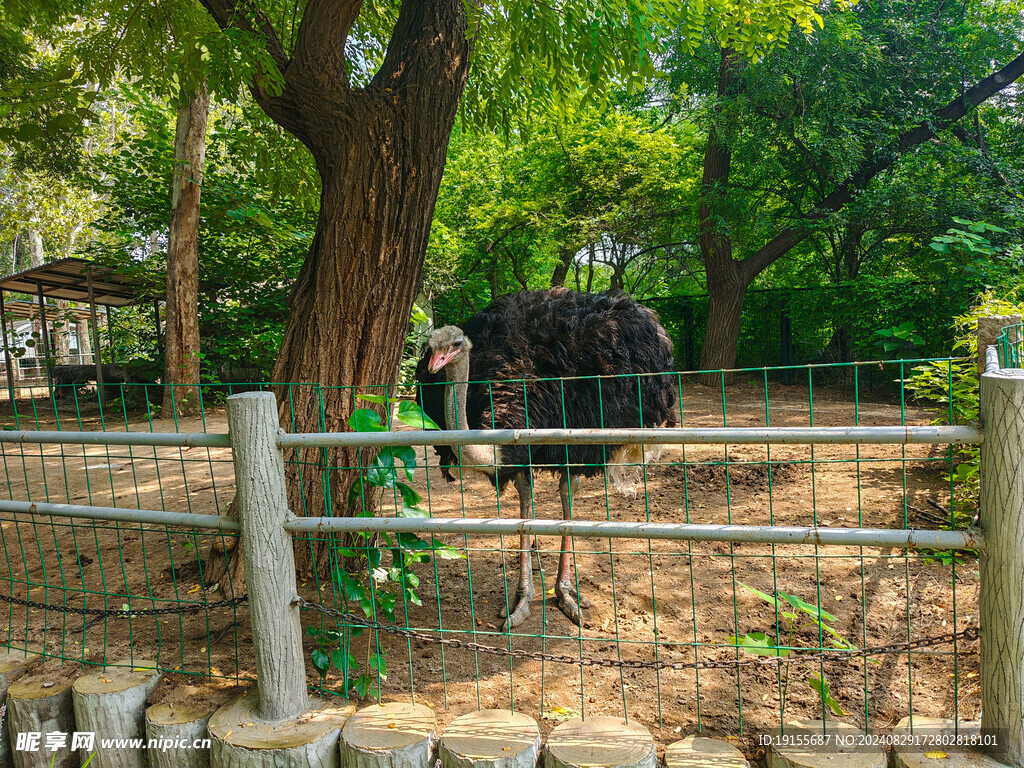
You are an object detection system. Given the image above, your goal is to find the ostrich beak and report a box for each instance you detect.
[427,347,460,373]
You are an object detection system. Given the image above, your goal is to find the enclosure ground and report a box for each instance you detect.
[0,381,978,745]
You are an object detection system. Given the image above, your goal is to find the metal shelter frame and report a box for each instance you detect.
[0,258,162,401]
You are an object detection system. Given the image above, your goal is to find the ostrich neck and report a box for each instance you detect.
[443,352,496,471]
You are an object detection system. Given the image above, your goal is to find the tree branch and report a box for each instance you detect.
[289,0,363,91]
[198,0,307,138]
[370,0,472,116]
[739,48,1024,280]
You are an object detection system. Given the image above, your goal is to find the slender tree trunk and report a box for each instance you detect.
[163,84,210,417]
[54,301,71,362]
[27,229,44,267]
[586,242,595,292]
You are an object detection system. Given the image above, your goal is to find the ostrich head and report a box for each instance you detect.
[427,326,472,373]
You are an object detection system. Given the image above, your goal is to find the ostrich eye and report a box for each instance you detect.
[454,340,463,347]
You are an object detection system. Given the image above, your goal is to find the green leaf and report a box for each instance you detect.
[807,673,848,716]
[367,452,397,488]
[348,409,388,432]
[311,649,330,675]
[357,394,386,404]
[728,632,790,657]
[395,482,421,509]
[348,475,368,503]
[339,576,366,603]
[353,673,374,699]
[739,583,780,608]
[399,505,431,518]
[431,539,464,559]
[780,591,836,622]
[369,652,388,680]
[396,401,441,430]
[392,445,418,479]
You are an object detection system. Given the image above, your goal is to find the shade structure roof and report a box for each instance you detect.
[2,300,94,322]
[0,257,160,307]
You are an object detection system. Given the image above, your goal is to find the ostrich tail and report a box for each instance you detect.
[607,444,663,499]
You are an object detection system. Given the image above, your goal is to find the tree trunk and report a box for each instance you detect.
[27,229,44,267]
[272,105,464,573]
[53,301,71,362]
[697,50,745,384]
[163,84,210,417]
[701,267,748,382]
[550,247,575,287]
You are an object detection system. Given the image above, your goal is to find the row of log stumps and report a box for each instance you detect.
[340,705,747,768]
[0,652,1011,768]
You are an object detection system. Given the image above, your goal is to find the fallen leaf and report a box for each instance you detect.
[542,705,580,722]
[924,751,948,759]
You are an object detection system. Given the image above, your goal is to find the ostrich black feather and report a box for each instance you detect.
[415,288,677,489]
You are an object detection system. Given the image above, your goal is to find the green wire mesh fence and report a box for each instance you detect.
[0,359,979,741]
[997,323,1023,368]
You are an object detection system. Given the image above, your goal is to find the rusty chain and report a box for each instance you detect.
[0,592,248,617]
[293,596,979,672]
[0,588,978,670]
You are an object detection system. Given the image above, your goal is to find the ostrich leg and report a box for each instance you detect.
[500,472,536,630]
[554,473,589,624]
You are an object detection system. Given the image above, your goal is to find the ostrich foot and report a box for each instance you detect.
[499,583,534,630]
[554,581,591,624]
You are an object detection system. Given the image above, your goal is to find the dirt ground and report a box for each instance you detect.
[0,381,979,748]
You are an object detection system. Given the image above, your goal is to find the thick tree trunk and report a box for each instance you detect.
[697,50,745,384]
[550,247,575,287]
[701,266,748,381]
[164,85,210,417]
[273,104,463,573]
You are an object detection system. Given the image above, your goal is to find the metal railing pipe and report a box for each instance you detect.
[278,425,983,449]
[0,430,230,448]
[283,516,984,551]
[0,499,240,531]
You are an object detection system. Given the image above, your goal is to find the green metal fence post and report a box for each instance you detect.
[979,337,1024,767]
[226,391,308,720]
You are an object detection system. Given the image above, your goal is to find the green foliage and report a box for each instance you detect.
[730,583,856,717]
[873,320,924,356]
[307,399,461,698]
[905,289,1024,529]
[82,87,314,381]
[428,110,698,312]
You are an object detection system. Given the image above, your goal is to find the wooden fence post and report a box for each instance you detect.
[226,391,308,721]
[978,328,1024,768]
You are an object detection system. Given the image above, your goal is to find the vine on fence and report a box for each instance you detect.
[307,395,463,698]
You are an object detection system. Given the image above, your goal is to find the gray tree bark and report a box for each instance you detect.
[163,84,210,417]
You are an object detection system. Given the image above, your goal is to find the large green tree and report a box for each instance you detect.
[178,0,835,574]
[673,1,1024,378]
[4,0,838,576]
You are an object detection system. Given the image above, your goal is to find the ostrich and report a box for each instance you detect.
[415,288,676,629]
